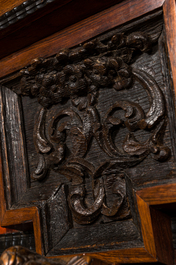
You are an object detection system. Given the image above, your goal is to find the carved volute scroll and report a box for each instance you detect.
[6,30,170,224]
[0,11,174,257]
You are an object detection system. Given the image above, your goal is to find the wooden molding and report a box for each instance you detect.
[0,0,28,16]
[163,0,176,105]
[0,0,72,29]
[137,183,176,204]
[0,144,175,263]
[0,0,124,60]
[0,157,43,254]
[136,194,173,264]
[86,185,174,264]
[0,0,165,79]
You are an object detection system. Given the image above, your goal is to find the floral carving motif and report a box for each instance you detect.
[10,31,170,224]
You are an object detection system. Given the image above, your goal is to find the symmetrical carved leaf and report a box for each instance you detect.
[6,31,170,224]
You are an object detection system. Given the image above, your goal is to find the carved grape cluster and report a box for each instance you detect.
[11,30,171,225]
[17,31,152,108]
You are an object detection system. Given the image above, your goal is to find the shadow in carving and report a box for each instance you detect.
[4,31,170,225]
[0,246,91,265]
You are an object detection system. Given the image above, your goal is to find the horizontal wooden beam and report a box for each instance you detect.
[0,0,164,79]
[137,183,176,205]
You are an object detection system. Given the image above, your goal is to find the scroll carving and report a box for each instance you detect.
[8,31,170,224]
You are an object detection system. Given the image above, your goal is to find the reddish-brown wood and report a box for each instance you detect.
[150,207,173,265]
[137,183,176,205]
[163,0,176,105]
[0,0,164,80]
[0,207,43,255]
[136,194,174,265]
[0,227,16,234]
[0,1,176,264]
[136,195,156,258]
[0,0,24,16]
[91,259,114,265]
[0,0,124,60]
[86,248,157,263]
[0,153,43,254]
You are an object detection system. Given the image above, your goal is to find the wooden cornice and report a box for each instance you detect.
[0,0,165,80]
[0,0,124,60]
[0,0,71,30]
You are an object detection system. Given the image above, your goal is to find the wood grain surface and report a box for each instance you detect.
[0,0,175,264]
[136,194,174,264]
[85,248,157,263]
[163,0,176,106]
[136,195,156,258]
[0,0,25,16]
[1,207,43,255]
[0,87,28,205]
[0,0,164,80]
[0,0,74,18]
[137,183,176,205]
[0,0,125,60]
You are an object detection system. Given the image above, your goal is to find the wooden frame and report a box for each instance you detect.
[0,0,166,79]
[90,184,175,264]
[0,0,123,60]
[0,0,176,264]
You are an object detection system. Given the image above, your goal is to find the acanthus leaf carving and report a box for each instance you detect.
[5,30,171,224]
[34,108,52,154]
[132,69,165,129]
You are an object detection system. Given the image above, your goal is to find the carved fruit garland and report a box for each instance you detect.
[10,32,170,224]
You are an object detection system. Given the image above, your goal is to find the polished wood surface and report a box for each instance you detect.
[0,0,24,16]
[137,183,176,204]
[0,246,92,265]
[0,0,164,80]
[137,195,173,264]
[0,0,176,264]
[163,0,176,103]
[0,0,123,60]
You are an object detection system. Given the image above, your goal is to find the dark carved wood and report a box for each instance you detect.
[0,6,175,264]
[0,0,165,79]
[0,27,167,226]
[0,0,125,61]
[2,28,170,226]
[0,0,58,30]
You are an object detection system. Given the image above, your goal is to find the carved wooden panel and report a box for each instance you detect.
[0,1,176,264]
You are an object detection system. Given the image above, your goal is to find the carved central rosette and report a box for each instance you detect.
[12,31,170,224]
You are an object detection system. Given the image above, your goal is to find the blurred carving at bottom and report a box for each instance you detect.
[0,246,92,265]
